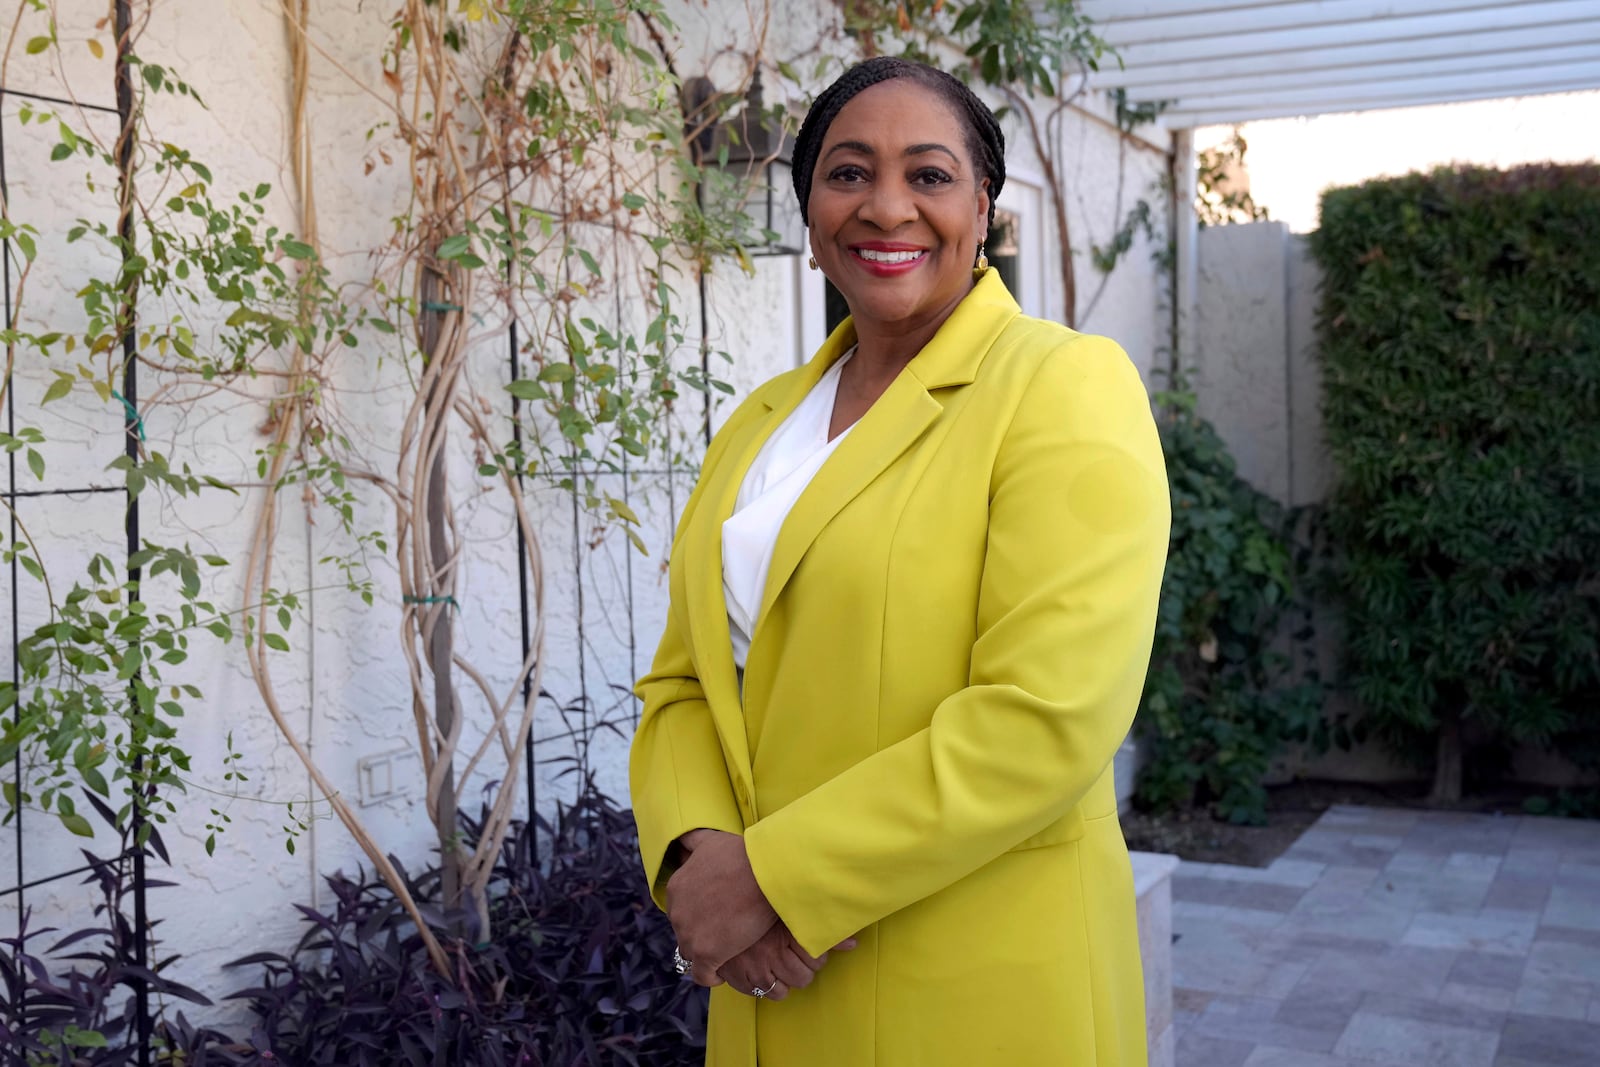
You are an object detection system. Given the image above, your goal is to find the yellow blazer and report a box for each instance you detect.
[631,271,1170,1066]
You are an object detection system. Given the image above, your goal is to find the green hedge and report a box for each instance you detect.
[1134,387,1324,825]
[1311,164,1600,798]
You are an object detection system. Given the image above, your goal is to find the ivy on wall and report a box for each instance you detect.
[1134,385,1324,825]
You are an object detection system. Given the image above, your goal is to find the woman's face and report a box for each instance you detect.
[807,79,990,337]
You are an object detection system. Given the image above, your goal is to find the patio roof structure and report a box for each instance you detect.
[1081,0,1600,128]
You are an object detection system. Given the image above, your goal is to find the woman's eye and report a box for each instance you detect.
[913,167,954,186]
[827,165,868,183]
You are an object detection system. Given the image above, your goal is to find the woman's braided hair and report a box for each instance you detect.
[792,57,1006,232]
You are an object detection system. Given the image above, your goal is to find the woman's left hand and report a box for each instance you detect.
[715,922,814,1000]
[718,923,857,1001]
[666,830,778,981]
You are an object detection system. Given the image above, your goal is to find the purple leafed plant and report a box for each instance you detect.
[2,778,707,1066]
[227,775,707,1066]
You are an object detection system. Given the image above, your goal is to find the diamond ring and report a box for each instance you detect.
[673,947,693,976]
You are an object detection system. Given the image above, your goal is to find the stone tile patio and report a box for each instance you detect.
[1171,805,1600,1066]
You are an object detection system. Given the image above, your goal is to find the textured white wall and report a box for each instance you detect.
[0,0,1174,1020]
[1193,220,1295,502]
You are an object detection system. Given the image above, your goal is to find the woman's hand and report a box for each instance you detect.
[666,831,778,984]
[717,923,857,1001]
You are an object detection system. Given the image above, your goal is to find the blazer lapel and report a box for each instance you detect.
[681,326,860,781]
[678,272,1022,780]
[754,271,1022,635]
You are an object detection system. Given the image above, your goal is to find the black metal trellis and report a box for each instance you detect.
[2,7,672,1058]
[0,5,154,1064]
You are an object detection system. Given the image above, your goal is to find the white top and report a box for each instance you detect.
[722,350,858,668]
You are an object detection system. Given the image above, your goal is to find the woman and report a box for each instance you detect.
[630,57,1169,1066]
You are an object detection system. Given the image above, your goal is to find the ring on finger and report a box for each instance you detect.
[672,947,693,976]
[751,979,779,999]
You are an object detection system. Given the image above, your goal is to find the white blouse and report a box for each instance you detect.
[722,350,858,668]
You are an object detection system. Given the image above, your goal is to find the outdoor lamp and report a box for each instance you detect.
[684,69,804,257]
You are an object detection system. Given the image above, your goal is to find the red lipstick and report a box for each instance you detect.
[848,241,928,277]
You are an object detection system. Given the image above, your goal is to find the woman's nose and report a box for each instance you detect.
[857,177,916,230]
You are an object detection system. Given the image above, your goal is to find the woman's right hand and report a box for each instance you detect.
[716,923,857,1001]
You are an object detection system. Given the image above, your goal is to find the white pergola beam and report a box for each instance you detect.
[1162,59,1600,113]
[1164,79,1600,127]
[1089,22,1600,90]
[1121,44,1600,102]
[1106,1,1596,68]
[1078,0,1423,21]
[1089,0,1556,47]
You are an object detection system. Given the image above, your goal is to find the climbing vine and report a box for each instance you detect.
[0,0,766,970]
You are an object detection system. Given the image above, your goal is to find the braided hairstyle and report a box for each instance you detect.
[792,57,1006,232]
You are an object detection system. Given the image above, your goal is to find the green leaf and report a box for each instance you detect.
[263,632,289,652]
[280,239,315,261]
[506,379,546,400]
[25,36,51,55]
[83,767,110,797]
[537,364,574,383]
[117,647,142,681]
[26,449,44,480]
[42,377,72,404]
[69,1028,108,1050]
[607,495,640,524]
[60,812,94,838]
[436,234,472,261]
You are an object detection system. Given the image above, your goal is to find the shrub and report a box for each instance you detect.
[0,791,239,1065]
[1134,385,1324,825]
[1,781,705,1066]
[1311,164,1600,800]
[229,780,705,1066]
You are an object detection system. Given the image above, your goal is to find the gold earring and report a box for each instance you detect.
[808,255,818,271]
[974,243,988,275]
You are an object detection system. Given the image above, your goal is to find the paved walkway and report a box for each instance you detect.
[1171,804,1600,1066]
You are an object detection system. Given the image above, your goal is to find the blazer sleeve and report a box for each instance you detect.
[742,336,1171,956]
[629,396,764,910]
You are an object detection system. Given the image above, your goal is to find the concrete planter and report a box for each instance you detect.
[1132,850,1180,1067]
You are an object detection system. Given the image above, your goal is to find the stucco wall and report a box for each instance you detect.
[0,0,1174,1019]
[1192,221,1332,508]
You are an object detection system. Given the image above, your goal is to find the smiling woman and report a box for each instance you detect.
[630,56,1170,1067]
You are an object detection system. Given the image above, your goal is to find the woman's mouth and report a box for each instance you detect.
[850,246,928,275]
